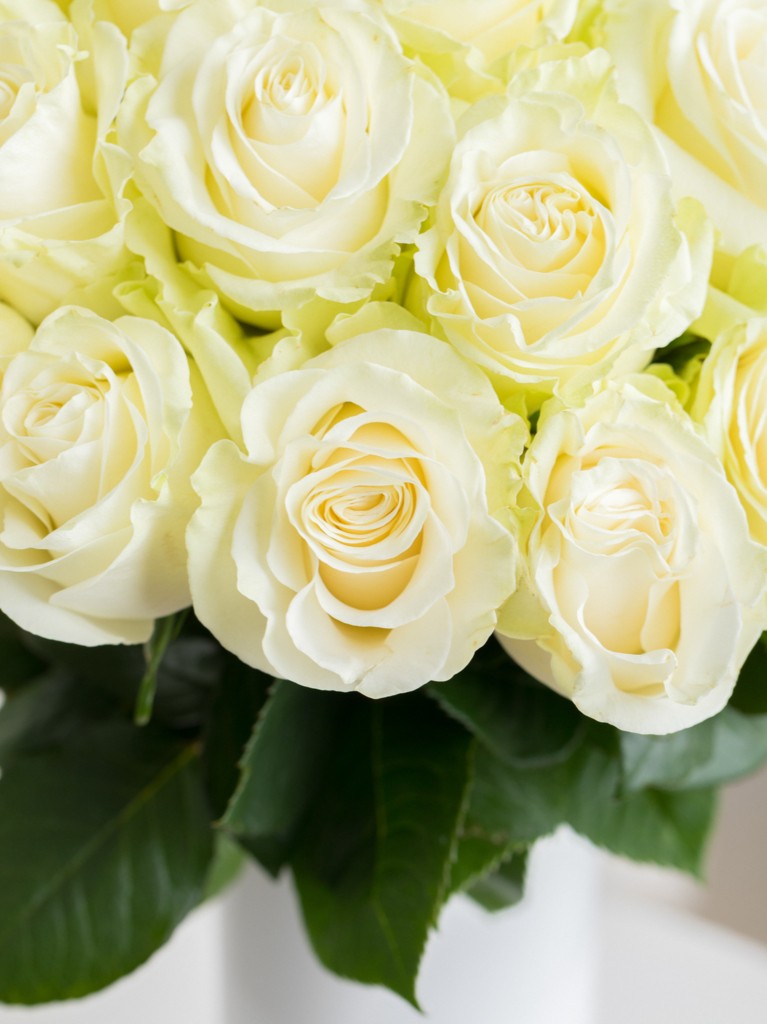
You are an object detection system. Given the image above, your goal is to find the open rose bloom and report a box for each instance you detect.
[497,379,766,733]
[2,0,767,1012]
[117,0,454,325]
[187,324,525,696]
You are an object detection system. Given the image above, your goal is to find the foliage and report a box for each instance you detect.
[1,622,765,1004]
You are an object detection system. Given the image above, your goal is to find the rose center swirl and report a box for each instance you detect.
[299,464,426,566]
[3,369,109,465]
[247,47,323,123]
[478,180,596,245]
[548,458,692,660]
[560,457,690,565]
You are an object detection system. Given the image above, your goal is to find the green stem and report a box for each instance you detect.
[135,611,189,726]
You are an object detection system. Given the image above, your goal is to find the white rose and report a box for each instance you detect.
[0,0,133,323]
[118,0,454,328]
[0,302,33,352]
[498,378,766,734]
[596,0,767,255]
[187,325,524,697]
[378,0,578,99]
[692,309,767,549]
[411,52,711,404]
[68,0,190,39]
[0,306,214,645]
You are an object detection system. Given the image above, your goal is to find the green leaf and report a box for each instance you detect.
[0,721,214,1004]
[203,833,246,902]
[466,851,528,913]
[0,615,46,691]
[428,639,585,767]
[621,706,767,793]
[0,673,118,766]
[444,747,520,902]
[446,830,508,898]
[654,331,710,370]
[466,724,716,877]
[729,633,767,714]
[573,777,716,877]
[293,695,472,1006]
[202,656,271,823]
[18,633,146,695]
[149,632,224,732]
[19,624,223,733]
[429,636,580,904]
[221,680,344,875]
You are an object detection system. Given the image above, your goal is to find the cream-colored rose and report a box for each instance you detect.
[498,377,766,734]
[187,326,524,697]
[118,0,453,328]
[692,311,767,549]
[412,52,711,405]
[63,0,192,38]
[378,0,578,99]
[0,306,214,645]
[0,0,133,323]
[596,0,767,255]
[0,302,33,352]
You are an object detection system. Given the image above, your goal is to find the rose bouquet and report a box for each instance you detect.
[1,0,767,1010]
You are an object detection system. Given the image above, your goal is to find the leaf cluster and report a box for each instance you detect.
[1,617,766,1006]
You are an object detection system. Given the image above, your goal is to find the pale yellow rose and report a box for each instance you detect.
[0,302,33,352]
[411,52,711,405]
[0,0,134,323]
[378,0,578,99]
[691,249,767,550]
[187,325,524,697]
[69,0,189,39]
[52,0,190,29]
[0,306,215,645]
[595,0,767,255]
[118,0,454,329]
[115,195,263,446]
[498,377,766,734]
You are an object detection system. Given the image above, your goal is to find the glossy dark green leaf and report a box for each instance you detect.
[0,616,46,691]
[728,633,767,714]
[466,723,716,877]
[16,625,219,732]
[444,743,517,900]
[0,673,117,766]
[428,640,584,767]
[621,706,767,793]
[202,657,271,823]
[573,776,716,877]
[149,633,224,731]
[221,680,344,875]
[0,721,214,1004]
[19,633,145,694]
[293,696,472,1006]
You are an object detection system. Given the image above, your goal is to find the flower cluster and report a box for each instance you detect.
[2,0,767,739]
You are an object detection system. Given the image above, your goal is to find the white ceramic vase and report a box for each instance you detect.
[221,827,600,1024]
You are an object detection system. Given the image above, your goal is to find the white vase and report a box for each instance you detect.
[220,827,601,1024]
